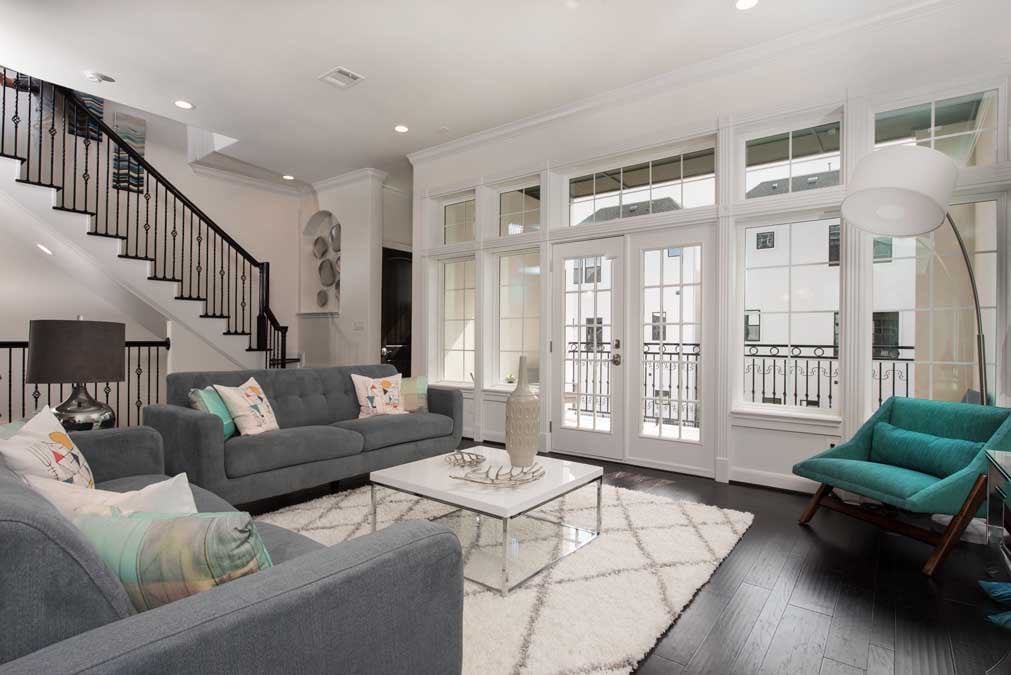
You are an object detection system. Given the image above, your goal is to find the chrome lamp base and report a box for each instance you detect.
[53,383,116,431]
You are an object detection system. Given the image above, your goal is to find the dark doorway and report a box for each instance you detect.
[381,247,412,375]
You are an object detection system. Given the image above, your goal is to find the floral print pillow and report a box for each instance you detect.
[350,373,407,418]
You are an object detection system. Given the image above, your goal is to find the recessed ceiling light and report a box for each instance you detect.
[36,243,53,256]
[83,71,115,84]
[173,100,195,110]
[735,0,759,9]
[565,0,580,8]
[281,175,295,181]
[394,124,409,133]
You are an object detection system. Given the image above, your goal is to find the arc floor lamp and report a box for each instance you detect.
[841,144,988,405]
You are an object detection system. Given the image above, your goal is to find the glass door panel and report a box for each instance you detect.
[552,238,624,459]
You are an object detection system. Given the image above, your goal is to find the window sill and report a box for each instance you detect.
[730,403,842,429]
[430,381,474,392]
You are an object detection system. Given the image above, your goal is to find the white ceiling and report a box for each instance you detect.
[0,0,935,190]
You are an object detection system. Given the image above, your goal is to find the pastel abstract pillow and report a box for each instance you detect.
[0,420,25,440]
[188,386,236,439]
[401,376,429,414]
[351,373,406,418]
[0,406,94,487]
[26,472,197,520]
[73,510,273,612]
[213,377,279,436]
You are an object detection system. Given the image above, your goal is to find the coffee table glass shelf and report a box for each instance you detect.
[986,448,1011,574]
[369,447,603,595]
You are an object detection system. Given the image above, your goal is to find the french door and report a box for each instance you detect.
[551,226,715,476]
[551,238,625,459]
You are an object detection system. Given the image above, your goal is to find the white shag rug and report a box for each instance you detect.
[256,483,753,674]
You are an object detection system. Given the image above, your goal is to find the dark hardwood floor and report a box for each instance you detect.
[245,441,1011,674]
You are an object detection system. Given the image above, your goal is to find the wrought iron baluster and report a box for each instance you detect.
[60,92,67,207]
[171,194,178,280]
[104,125,111,234]
[143,173,151,258]
[188,211,194,298]
[11,69,20,159]
[48,83,56,185]
[71,101,79,210]
[1,67,7,155]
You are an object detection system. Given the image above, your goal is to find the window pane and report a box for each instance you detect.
[682,149,716,208]
[934,91,997,137]
[745,132,789,198]
[498,252,540,384]
[442,259,475,382]
[870,200,997,407]
[444,199,475,244]
[875,103,931,146]
[743,219,840,410]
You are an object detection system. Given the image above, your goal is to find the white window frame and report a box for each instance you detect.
[496,181,542,238]
[741,120,843,201]
[441,194,476,246]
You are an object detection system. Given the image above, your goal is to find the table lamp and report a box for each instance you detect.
[841,144,987,404]
[26,319,126,429]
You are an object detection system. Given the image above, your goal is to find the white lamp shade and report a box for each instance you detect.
[841,145,958,237]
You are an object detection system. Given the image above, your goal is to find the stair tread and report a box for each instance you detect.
[53,205,97,216]
[148,276,183,282]
[87,231,128,240]
[174,295,207,302]
[223,331,251,336]
[16,178,61,189]
[200,313,230,319]
[118,254,156,262]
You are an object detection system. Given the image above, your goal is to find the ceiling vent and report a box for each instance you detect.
[318,66,365,89]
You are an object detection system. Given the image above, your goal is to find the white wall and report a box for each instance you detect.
[302,170,385,367]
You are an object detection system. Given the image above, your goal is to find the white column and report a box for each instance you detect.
[839,93,874,439]
[714,114,736,483]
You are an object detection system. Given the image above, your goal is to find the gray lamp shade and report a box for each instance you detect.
[26,320,126,384]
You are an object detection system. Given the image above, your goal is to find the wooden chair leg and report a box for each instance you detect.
[922,473,988,576]
[799,484,833,525]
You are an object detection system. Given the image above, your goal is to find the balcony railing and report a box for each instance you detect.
[1,339,170,426]
[563,340,913,423]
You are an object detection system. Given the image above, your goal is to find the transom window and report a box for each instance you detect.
[442,258,475,382]
[498,252,540,384]
[499,187,541,236]
[827,223,893,265]
[745,122,841,199]
[743,218,841,410]
[569,149,715,226]
[444,199,475,245]
[875,90,997,167]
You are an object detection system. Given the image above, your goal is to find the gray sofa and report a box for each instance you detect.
[144,365,463,505]
[0,426,464,674]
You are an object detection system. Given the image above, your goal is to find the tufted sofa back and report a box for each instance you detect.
[167,365,398,428]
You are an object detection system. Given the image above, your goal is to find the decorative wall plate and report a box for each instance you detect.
[312,236,328,259]
[316,290,329,307]
[318,259,337,286]
[329,222,342,252]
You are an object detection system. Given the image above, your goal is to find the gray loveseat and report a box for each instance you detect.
[144,365,463,505]
[0,426,463,674]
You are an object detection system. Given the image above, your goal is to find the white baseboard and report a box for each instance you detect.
[729,466,818,493]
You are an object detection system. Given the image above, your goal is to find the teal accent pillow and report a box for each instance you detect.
[987,610,1011,630]
[73,510,272,612]
[870,421,984,478]
[188,387,236,439]
[980,581,1011,605]
[0,420,25,440]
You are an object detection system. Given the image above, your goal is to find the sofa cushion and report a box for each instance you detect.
[334,413,454,452]
[870,421,983,478]
[794,457,939,506]
[888,396,1009,443]
[224,426,365,478]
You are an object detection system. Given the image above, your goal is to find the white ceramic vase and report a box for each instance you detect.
[505,356,540,466]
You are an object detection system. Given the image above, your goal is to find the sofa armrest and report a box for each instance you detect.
[1,521,464,675]
[142,404,226,493]
[428,386,464,443]
[71,426,165,482]
[906,450,988,516]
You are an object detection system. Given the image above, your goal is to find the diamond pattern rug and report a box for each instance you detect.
[256,483,753,674]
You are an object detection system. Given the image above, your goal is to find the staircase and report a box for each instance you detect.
[0,67,290,368]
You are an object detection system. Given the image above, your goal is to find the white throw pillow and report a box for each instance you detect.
[350,373,407,418]
[25,472,198,520]
[0,406,94,487]
[213,377,279,435]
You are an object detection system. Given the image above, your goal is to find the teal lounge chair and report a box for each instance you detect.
[793,397,1011,576]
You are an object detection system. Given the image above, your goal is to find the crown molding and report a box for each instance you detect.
[189,163,308,196]
[382,183,411,198]
[407,0,960,166]
[312,168,388,192]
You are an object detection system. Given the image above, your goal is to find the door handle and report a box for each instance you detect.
[612,353,622,366]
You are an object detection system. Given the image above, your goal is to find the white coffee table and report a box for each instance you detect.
[369,447,603,595]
